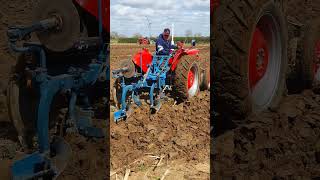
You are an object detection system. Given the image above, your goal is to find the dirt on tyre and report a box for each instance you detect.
[173,55,200,101]
[301,18,320,93]
[200,58,210,91]
[213,0,288,119]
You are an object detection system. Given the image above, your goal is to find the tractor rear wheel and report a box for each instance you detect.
[173,55,200,101]
[213,0,288,119]
[302,18,320,92]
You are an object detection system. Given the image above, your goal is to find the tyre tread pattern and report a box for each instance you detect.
[173,55,199,101]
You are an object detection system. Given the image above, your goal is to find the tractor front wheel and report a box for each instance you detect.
[200,58,210,91]
[302,18,320,92]
[173,55,200,101]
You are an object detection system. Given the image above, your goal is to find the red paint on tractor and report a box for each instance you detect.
[188,69,195,89]
[133,48,153,73]
[314,40,320,79]
[185,49,199,55]
[170,48,200,71]
[74,0,109,31]
[133,47,200,73]
[169,49,185,71]
[138,37,150,45]
[212,0,220,9]
[249,27,269,89]
[211,0,219,17]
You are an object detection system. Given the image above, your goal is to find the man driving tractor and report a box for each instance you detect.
[156,28,178,55]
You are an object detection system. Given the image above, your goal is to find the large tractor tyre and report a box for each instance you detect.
[173,55,200,101]
[301,18,320,92]
[285,22,304,94]
[213,0,288,119]
[284,0,315,94]
[7,54,67,150]
[200,58,210,91]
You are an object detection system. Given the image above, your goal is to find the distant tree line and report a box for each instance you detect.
[111,29,209,44]
[111,36,209,44]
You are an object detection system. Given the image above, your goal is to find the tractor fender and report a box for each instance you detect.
[184,49,200,55]
[133,48,153,73]
[170,49,200,71]
[74,0,109,31]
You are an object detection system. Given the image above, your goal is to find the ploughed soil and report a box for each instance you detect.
[213,90,320,179]
[110,44,210,179]
[0,1,108,179]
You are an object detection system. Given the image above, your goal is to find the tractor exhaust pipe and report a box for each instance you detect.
[171,23,174,45]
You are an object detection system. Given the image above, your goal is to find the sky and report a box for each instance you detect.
[110,0,210,37]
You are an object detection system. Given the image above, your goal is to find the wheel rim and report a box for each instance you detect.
[249,14,282,111]
[187,63,199,97]
[188,70,195,89]
[314,40,320,82]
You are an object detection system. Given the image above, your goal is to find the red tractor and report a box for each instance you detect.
[138,37,151,45]
[112,41,210,121]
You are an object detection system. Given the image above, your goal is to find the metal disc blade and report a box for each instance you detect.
[120,59,136,78]
[33,0,80,52]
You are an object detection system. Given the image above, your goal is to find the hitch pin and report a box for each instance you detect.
[162,85,170,93]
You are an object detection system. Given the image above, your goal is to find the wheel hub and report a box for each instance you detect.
[248,14,282,111]
[249,28,269,89]
[256,48,265,70]
[188,70,195,89]
[187,64,199,97]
